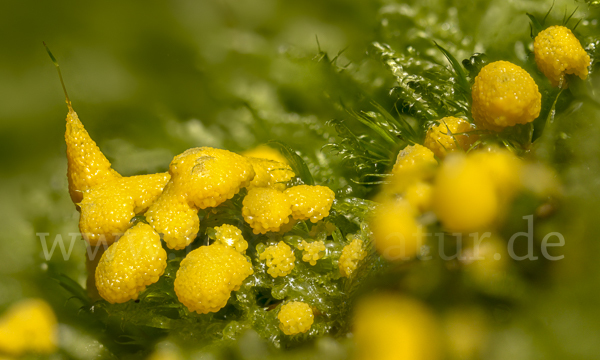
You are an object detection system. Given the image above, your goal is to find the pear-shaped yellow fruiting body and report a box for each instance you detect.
[0,299,58,356]
[424,117,478,158]
[339,237,367,277]
[242,187,292,234]
[278,301,314,335]
[213,224,248,254]
[284,185,335,223]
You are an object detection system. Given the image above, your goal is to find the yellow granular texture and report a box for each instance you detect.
[471,61,541,131]
[214,224,248,254]
[146,147,255,249]
[534,25,591,87]
[284,185,335,223]
[278,301,314,335]
[298,240,326,265]
[79,173,170,246]
[95,223,167,304]
[174,243,253,314]
[242,144,288,164]
[423,117,478,158]
[432,153,499,233]
[338,237,367,277]
[353,294,441,360]
[242,188,292,234]
[246,157,295,191]
[65,108,121,204]
[371,201,423,261]
[0,299,57,356]
[259,241,295,278]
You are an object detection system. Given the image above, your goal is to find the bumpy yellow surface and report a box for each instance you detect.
[423,117,478,158]
[534,25,591,87]
[214,224,248,254]
[242,144,288,164]
[284,185,335,223]
[278,301,314,335]
[353,294,441,360]
[391,144,437,175]
[146,147,255,249]
[298,240,326,265]
[259,241,295,277]
[247,157,295,191]
[95,223,167,303]
[471,61,541,131]
[174,244,253,314]
[79,173,170,246]
[338,237,367,277]
[242,188,292,234]
[0,299,57,356]
[65,108,121,204]
[432,154,499,233]
[371,201,423,261]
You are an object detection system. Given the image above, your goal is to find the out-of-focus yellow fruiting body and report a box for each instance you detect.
[472,61,541,131]
[0,299,57,356]
[423,117,478,158]
[65,108,121,204]
[534,25,591,87]
[247,157,295,191]
[95,223,167,304]
[174,244,253,314]
[278,301,314,335]
[387,145,437,194]
[259,241,295,277]
[79,173,170,246]
[213,224,248,254]
[404,181,433,213]
[443,308,489,360]
[284,185,335,223]
[147,147,255,249]
[298,240,326,265]
[371,201,423,261]
[433,154,499,233]
[353,294,441,360]
[339,237,367,277]
[242,144,288,164]
[242,188,292,234]
[469,148,523,198]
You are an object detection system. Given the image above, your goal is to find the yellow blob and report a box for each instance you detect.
[242,144,288,164]
[65,108,121,204]
[432,154,499,233]
[353,294,441,360]
[213,224,248,254]
[371,201,423,261]
[534,25,591,87]
[385,144,437,194]
[284,185,335,223]
[246,157,295,191]
[174,243,253,314]
[471,61,541,131]
[95,223,167,304]
[469,148,523,198]
[0,299,57,356]
[242,188,292,234]
[298,240,326,265]
[278,301,314,335]
[79,173,170,246]
[259,241,295,278]
[404,181,433,213]
[338,237,367,277]
[423,116,478,158]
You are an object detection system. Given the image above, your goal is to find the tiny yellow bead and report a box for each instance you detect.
[0,299,58,356]
[242,188,292,234]
[213,224,248,254]
[423,117,478,158]
[298,240,326,265]
[259,241,295,278]
[278,301,314,335]
[284,185,335,223]
[338,237,367,277]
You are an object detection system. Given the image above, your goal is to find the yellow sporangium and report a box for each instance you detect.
[338,236,367,277]
[246,157,295,191]
[284,185,335,223]
[278,301,314,335]
[95,223,167,304]
[146,147,255,249]
[79,173,170,246]
[471,61,541,131]
[423,117,478,158]
[174,243,253,314]
[534,25,591,87]
[0,299,57,356]
[213,224,248,254]
[384,144,437,195]
[242,187,292,234]
[353,294,441,360]
[298,240,326,265]
[371,201,423,261]
[259,241,295,277]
